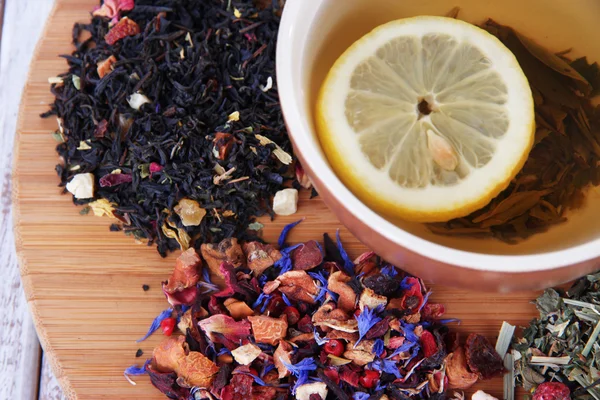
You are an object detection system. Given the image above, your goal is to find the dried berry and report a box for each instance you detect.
[465,333,504,379]
[533,382,571,400]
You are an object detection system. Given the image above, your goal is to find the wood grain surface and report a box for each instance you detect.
[13,1,542,399]
[0,0,63,399]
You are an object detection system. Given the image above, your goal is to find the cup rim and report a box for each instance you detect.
[276,0,600,273]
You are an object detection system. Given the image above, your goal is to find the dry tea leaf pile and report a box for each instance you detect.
[429,20,600,243]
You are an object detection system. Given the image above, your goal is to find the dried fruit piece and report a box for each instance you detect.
[359,287,388,310]
[274,341,293,378]
[343,349,374,366]
[162,248,201,306]
[201,238,245,287]
[223,298,254,320]
[290,240,323,270]
[213,132,234,160]
[328,271,356,312]
[174,198,206,227]
[152,335,219,388]
[445,346,479,389]
[465,333,504,379]
[243,242,282,276]
[97,55,117,78]
[295,382,328,400]
[231,343,262,365]
[105,17,140,45]
[247,315,288,345]
[275,270,319,304]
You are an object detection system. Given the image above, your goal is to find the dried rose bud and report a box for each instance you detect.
[105,17,140,45]
[213,132,234,160]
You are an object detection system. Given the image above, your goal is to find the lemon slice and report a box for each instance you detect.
[316,16,535,222]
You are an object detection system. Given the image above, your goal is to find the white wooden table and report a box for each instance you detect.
[0,0,65,398]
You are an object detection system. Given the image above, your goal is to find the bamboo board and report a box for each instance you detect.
[13,1,541,398]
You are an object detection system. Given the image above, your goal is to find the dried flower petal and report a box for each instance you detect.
[255,134,292,165]
[198,314,251,342]
[137,308,172,342]
[99,172,133,187]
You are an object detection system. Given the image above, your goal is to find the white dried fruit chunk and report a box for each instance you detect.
[472,391,498,400]
[127,92,151,110]
[427,129,458,171]
[295,382,328,400]
[66,173,95,199]
[273,188,298,216]
[359,287,388,310]
[231,343,262,365]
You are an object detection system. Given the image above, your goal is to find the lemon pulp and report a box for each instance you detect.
[316,16,535,222]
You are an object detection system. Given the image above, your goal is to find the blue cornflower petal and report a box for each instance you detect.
[252,292,272,312]
[400,276,414,290]
[375,381,388,391]
[373,338,385,357]
[313,329,329,346]
[261,363,276,378]
[124,359,151,385]
[336,230,354,275]
[180,304,191,314]
[381,264,399,277]
[202,268,213,285]
[281,357,317,377]
[353,393,370,400]
[239,371,269,386]
[217,348,231,356]
[370,359,403,379]
[278,219,304,248]
[355,306,382,346]
[282,292,293,306]
[439,318,461,325]
[274,243,302,274]
[292,370,310,395]
[258,274,268,286]
[418,291,432,312]
[386,341,417,359]
[400,321,419,343]
[137,308,173,342]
